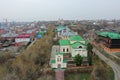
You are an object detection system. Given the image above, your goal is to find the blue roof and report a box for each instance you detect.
[62,31,77,36]
[36,34,42,39]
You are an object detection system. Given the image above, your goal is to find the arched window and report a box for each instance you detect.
[57,58,59,62]
[63,48,65,52]
[58,64,61,68]
[79,46,82,48]
[59,58,61,62]
[67,48,69,52]
[57,56,61,62]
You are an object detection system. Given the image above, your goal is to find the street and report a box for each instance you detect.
[93,48,120,80]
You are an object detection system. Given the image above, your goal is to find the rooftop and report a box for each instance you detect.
[56,52,64,55]
[62,31,77,36]
[51,60,56,63]
[55,25,66,32]
[59,39,70,46]
[63,60,67,63]
[71,42,86,49]
[16,34,31,38]
[97,32,120,39]
[69,35,84,41]
[38,31,46,35]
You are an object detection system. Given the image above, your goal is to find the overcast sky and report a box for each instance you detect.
[0,0,120,21]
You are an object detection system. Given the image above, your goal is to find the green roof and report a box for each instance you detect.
[55,25,66,32]
[97,32,120,39]
[38,31,46,35]
[71,42,86,49]
[52,68,66,70]
[63,60,67,63]
[61,68,66,70]
[51,60,56,63]
[56,52,64,55]
[69,35,84,41]
[59,39,70,46]
[52,68,57,70]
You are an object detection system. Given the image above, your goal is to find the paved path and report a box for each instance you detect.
[108,52,120,60]
[50,45,65,80]
[27,40,36,49]
[55,69,64,80]
[93,48,120,80]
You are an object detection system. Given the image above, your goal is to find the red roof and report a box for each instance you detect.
[0,29,7,34]
[16,34,31,38]
[33,28,39,31]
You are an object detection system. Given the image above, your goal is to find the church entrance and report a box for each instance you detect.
[58,64,61,68]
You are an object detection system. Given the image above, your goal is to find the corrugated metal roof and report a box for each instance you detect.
[56,25,66,32]
[56,52,64,55]
[69,35,84,41]
[71,42,86,49]
[59,39,70,46]
[51,59,56,63]
[98,32,120,39]
[62,31,77,36]
[16,34,31,38]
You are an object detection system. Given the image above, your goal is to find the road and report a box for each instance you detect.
[27,40,36,49]
[93,48,120,80]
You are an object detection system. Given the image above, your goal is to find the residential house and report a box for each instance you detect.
[40,25,47,32]
[96,31,120,48]
[0,29,7,35]
[15,34,31,43]
[94,31,120,53]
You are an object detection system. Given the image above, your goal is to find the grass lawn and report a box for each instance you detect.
[65,73,91,80]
